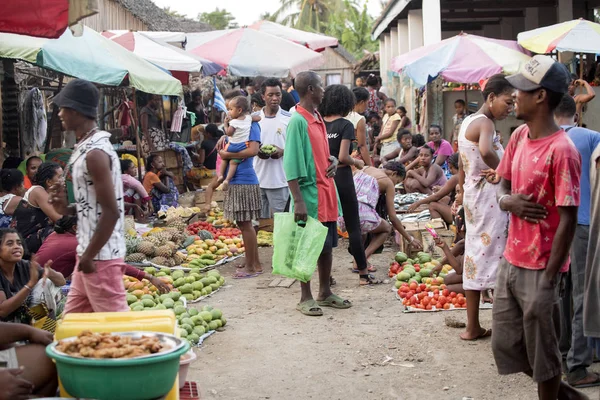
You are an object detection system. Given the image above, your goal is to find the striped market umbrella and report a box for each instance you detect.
[186,28,324,78]
[248,20,338,51]
[102,31,223,77]
[517,18,600,54]
[391,33,531,86]
[0,26,182,95]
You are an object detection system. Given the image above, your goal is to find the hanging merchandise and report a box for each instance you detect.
[170,105,186,133]
[21,88,47,157]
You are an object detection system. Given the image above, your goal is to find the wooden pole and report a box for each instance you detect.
[580,53,584,80]
[130,88,143,180]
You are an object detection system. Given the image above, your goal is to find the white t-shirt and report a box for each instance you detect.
[254,107,291,189]
[345,111,365,129]
[229,114,252,143]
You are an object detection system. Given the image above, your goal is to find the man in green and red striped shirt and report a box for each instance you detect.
[284,71,350,316]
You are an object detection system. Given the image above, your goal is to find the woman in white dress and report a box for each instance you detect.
[458,74,514,341]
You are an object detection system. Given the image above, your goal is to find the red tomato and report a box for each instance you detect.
[422,297,430,306]
[442,289,450,297]
[400,286,410,293]
[433,289,440,295]
[450,291,457,298]
[399,291,407,299]
[407,290,415,298]
[417,292,426,300]
[425,304,432,310]
[439,296,447,305]
[433,294,439,301]
[409,282,418,290]
[419,284,427,291]
[443,303,451,310]
[410,297,418,305]
[458,297,466,305]
[417,304,425,309]
[416,287,422,294]
[414,266,421,272]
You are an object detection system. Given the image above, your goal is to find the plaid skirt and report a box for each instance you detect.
[223,184,261,223]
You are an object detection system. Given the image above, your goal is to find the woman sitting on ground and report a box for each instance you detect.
[121,159,152,222]
[427,124,454,178]
[381,130,420,166]
[0,170,26,229]
[11,162,63,255]
[143,154,179,212]
[0,229,66,325]
[403,145,447,194]
[397,106,412,130]
[406,153,459,224]
[0,322,57,398]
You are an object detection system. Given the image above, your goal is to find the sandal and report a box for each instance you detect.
[352,265,377,273]
[569,372,600,388]
[317,294,352,309]
[296,299,323,316]
[460,328,492,341]
[359,274,383,286]
[233,270,259,279]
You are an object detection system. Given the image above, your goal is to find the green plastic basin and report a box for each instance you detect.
[46,332,190,400]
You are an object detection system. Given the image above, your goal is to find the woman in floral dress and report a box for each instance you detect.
[458,74,513,341]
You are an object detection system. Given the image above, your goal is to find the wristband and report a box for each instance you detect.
[498,194,511,211]
[24,284,32,292]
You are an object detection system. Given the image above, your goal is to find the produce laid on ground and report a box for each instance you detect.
[175,304,227,346]
[257,230,273,247]
[125,269,226,304]
[389,251,464,312]
[123,206,245,268]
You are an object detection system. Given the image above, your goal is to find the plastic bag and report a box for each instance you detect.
[272,213,328,283]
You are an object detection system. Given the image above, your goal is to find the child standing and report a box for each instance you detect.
[217,96,261,190]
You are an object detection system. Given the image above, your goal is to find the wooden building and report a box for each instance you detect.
[313,46,356,87]
[81,0,211,32]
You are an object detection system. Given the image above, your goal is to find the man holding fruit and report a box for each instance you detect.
[255,78,291,231]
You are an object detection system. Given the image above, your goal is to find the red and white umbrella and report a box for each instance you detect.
[186,28,324,78]
[248,20,338,51]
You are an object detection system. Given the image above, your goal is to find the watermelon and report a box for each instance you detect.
[198,230,213,240]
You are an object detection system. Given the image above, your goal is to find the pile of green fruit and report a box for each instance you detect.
[260,144,277,155]
[176,305,227,345]
[144,267,226,301]
[127,290,184,312]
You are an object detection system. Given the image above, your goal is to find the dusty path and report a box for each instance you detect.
[187,244,600,400]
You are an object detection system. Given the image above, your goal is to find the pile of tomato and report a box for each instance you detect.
[213,227,241,239]
[187,221,218,236]
[398,282,467,310]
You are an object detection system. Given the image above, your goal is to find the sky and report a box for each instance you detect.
[150,0,383,27]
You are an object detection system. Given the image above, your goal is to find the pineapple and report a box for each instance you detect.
[145,236,162,247]
[173,252,186,265]
[150,256,169,266]
[156,245,173,258]
[125,253,146,263]
[166,241,178,252]
[125,237,141,255]
[137,241,155,257]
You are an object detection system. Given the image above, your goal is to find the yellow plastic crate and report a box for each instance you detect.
[54,310,179,400]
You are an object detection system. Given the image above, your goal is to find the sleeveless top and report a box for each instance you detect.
[11,186,52,254]
[0,194,16,228]
[69,130,125,260]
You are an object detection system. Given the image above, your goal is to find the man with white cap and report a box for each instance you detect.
[493,55,588,400]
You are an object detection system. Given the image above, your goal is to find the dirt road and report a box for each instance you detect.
[187,244,600,400]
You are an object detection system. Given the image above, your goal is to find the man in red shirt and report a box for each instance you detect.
[493,55,586,399]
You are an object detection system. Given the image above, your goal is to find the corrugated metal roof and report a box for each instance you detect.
[371,0,413,40]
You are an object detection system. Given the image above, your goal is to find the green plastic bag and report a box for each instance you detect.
[272,213,328,283]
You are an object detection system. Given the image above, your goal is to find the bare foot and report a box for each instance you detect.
[222,180,230,191]
[460,327,492,341]
[254,261,264,274]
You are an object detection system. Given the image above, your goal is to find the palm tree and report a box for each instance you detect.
[273,0,349,32]
[325,1,376,58]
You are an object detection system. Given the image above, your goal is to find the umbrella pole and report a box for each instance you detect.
[131,88,143,180]
[579,53,584,80]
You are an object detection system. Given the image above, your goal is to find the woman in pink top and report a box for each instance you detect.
[120,159,152,222]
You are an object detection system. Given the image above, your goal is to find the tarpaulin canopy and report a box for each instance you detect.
[517,18,600,54]
[0,0,97,38]
[392,33,531,86]
[248,20,338,51]
[186,28,324,78]
[102,31,224,76]
[0,26,182,95]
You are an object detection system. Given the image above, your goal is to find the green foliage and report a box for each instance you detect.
[198,7,238,30]
[324,1,377,58]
